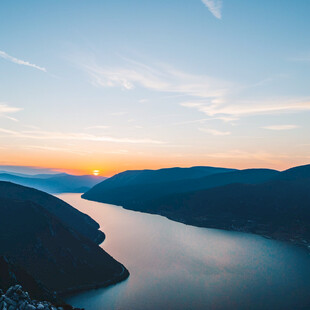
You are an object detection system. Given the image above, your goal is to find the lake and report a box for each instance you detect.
[59,193,310,310]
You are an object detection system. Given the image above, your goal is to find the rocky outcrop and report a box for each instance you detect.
[0,285,82,310]
[0,256,54,303]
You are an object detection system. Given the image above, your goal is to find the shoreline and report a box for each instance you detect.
[82,196,310,254]
[58,264,129,298]
[162,213,310,254]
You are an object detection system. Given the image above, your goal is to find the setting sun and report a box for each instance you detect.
[93,170,100,176]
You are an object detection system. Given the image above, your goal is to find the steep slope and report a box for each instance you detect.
[83,167,278,207]
[0,173,105,193]
[0,181,105,244]
[0,196,129,294]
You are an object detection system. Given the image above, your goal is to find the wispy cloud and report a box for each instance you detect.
[23,145,92,155]
[181,98,310,119]
[0,50,46,72]
[0,103,22,123]
[83,59,230,100]
[199,128,231,136]
[262,124,300,131]
[5,116,19,122]
[85,125,110,130]
[201,0,223,19]
[0,103,22,115]
[80,56,310,122]
[0,128,164,145]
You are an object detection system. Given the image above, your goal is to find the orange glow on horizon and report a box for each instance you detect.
[1,147,308,177]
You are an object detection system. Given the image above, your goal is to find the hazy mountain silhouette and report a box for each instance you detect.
[0,182,129,298]
[0,172,106,194]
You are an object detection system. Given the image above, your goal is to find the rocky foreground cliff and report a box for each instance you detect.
[0,285,82,310]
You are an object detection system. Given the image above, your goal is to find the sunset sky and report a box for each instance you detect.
[0,0,309,176]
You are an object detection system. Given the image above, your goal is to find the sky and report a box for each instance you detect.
[0,0,309,176]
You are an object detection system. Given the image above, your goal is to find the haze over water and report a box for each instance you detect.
[61,194,310,310]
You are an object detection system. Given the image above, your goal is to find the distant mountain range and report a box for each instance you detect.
[0,172,106,193]
[83,164,310,248]
[0,181,129,301]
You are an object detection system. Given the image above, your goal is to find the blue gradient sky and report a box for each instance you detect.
[0,0,309,175]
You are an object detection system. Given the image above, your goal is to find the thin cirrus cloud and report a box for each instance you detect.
[5,116,19,122]
[0,50,46,72]
[83,59,230,100]
[201,0,223,19]
[85,125,110,130]
[0,103,22,123]
[199,128,231,136]
[181,98,310,119]
[23,145,92,155]
[262,125,300,130]
[0,128,164,145]
[81,57,310,122]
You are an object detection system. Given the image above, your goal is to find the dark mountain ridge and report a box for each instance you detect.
[82,166,278,206]
[99,166,236,188]
[143,177,310,245]
[0,181,105,244]
[0,182,129,301]
[83,164,310,249]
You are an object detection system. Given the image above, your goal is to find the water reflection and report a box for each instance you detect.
[60,194,310,310]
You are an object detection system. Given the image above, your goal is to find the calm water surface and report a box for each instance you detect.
[59,193,310,310]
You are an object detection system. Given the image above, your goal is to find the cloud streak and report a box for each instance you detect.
[0,128,164,145]
[22,145,93,156]
[0,50,46,72]
[262,125,300,130]
[81,56,310,122]
[181,98,310,119]
[0,103,22,115]
[201,0,222,19]
[83,59,230,100]
[199,128,231,136]
[0,103,22,123]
